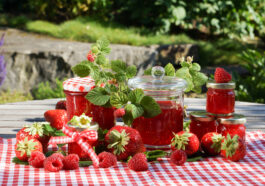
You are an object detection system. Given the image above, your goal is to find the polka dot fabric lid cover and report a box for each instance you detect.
[63,77,95,92]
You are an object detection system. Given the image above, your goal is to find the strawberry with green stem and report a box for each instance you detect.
[171,131,200,156]
[201,132,223,156]
[105,126,145,160]
[15,137,43,161]
[221,134,246,162]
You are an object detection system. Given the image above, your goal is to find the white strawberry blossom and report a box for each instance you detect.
[70,113,92,128]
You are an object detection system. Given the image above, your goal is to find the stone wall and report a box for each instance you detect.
[0,28,198,93]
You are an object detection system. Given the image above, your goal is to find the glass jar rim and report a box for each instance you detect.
[217,114,246,125]
[207,81,235,89]
[189,111,215,122]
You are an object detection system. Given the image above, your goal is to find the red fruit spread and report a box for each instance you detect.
[189,111,218,141]
[132,101,183,147]
[206,82,235,115]
[63,77,115,130]
[217,114,246,141]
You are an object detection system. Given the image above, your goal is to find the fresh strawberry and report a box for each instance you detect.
[128,153,148,171]
[171,131,200,156]
[98,151,117,168]
[15,137,43,161]
[214,67,232,83]
[170,150,187,166]
[114,108,125,118]
[221,134,246,162]
[55,100,67,110]
[105,126,144,160]
[201,132,223,156]
[44,110,67,130]
[16,122,50,153]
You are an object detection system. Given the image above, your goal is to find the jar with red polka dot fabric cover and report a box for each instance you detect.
[63,77,116,130]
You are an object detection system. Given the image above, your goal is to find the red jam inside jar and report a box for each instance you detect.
[206,82,235,115]
[63,77,115,130]
[217,114,246,141]
[189,111,218,141]
[132,101,184,147]
[128,66,187,150]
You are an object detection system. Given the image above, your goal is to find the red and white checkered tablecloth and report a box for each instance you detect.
[0,131,264,185]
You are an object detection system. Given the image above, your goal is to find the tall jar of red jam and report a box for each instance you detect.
[206,82,235,115]
[217,114,246,141]
[189,111,218,141]
[128,66,186,150]
[63,77,116,130]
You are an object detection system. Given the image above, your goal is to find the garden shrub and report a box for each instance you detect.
[234,49,265,103]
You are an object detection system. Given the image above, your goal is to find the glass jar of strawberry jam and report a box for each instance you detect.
[189,111,218,141]
[63,77,115,130]
[206,82,235,115]
[217,114,246,141]
[128,66,186,150]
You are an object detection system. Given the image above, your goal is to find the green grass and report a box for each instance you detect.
[0,90,33,104]
[0,14,252,66]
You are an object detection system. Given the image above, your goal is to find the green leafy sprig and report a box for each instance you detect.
[144,57,208,93]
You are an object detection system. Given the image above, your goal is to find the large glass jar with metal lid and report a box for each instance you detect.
[206,82,235,115]
[189,111,218,141]
[217,114,246,141]
[128,66,186,150]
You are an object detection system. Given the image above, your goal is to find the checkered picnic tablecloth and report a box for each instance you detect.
[0,131,264,185]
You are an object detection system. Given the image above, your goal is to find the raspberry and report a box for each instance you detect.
[128,153,148,171]
[170,150,187,166]
[28,151,46,168]
[98,151,117,168]
[44,156,63,172]
[55,100,66,110]
[114,108,125,118]
[50,153,64,161]
[87,53,95,62]
[63,154,80,170]
[214,67,232,83]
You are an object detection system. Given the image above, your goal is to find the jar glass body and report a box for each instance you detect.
[206,88,235,114]
[218,123,246,141]
[132,92,184,149]
[190,119,218,141]
[64,90,115,130]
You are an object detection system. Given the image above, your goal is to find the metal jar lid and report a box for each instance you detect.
[217,114,246,125]
[189,111,215,122]
[207,112,234,118]
[207,81,235,89]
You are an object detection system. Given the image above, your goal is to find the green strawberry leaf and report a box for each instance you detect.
[97,38,111,54]
[145,150,167,161]
[126,65,137,78]
[183,120,191,132]
[43,124,55,136]
[125,104,144,119]
[79,161,93,167]
[175,67,191,79]
[187,156,203,162]
[98,128,108,141]
[110,92,128,108]
[86,87,110,106]
[165,63,175,76]
[180,61,191,68]
[122,111,134,125]
[140,96,161,118]
[95,54,107,65]
[128,88,145,104]
[12,157,29,165]
[114,73,127,83]
[192,71,208,87]
[71,62,91,77]
[111,60,127,73]
[191,63,201,71]
[144,68,152,75]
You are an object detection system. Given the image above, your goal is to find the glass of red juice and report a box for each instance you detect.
[128,66,186,150]
[206,82,235,115]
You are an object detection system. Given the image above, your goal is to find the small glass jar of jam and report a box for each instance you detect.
[67,121,99,160]
[128,66,186,150]
[189,111,218,141]
[63,77,115,130]
[217,114,246,141]
[206,82,235,115]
